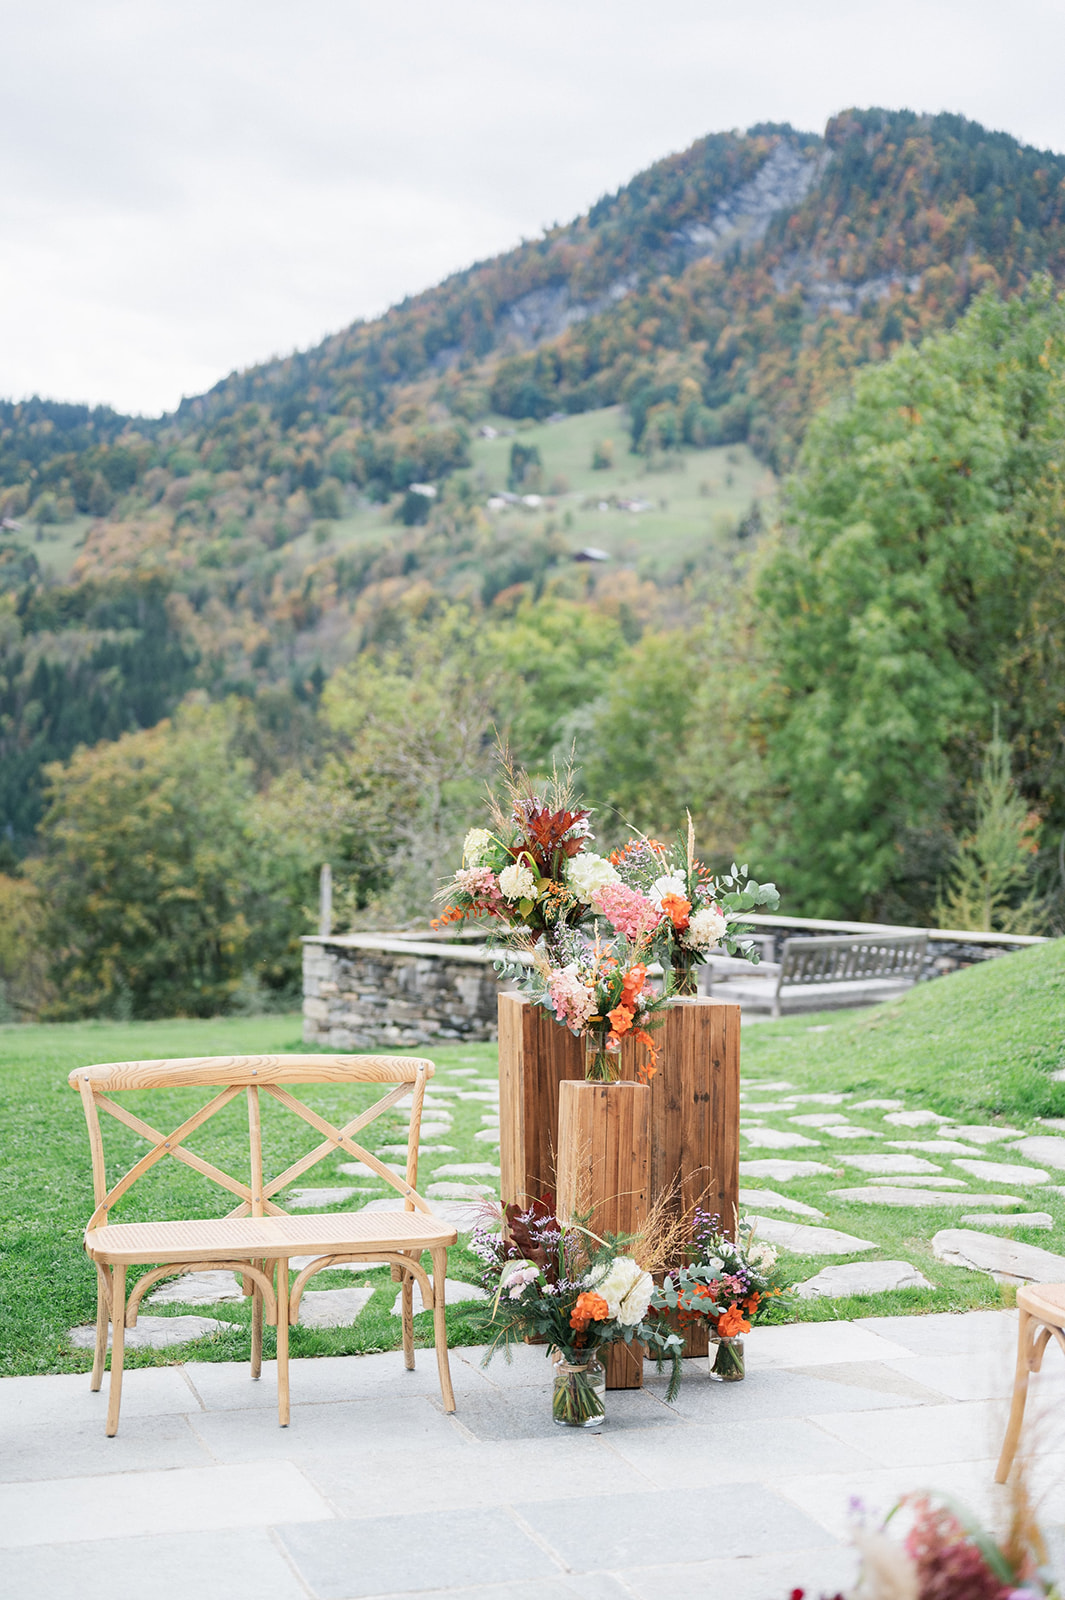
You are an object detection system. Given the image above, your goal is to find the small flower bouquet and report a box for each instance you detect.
[789,1485,1061,1598]
[434,760,618,942]
[608,818,780,994]
[653,1210,788,1380]
[523,927,670,1081]
[470,1199,683,1426]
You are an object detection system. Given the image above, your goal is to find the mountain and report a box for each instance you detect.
[2,106,1065,854]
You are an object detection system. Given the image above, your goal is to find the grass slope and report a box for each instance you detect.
[742,938,1065,1121]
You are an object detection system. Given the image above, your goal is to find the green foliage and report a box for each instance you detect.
[507,441,542,491]
[34,701,314,1019]
[748,279,1065,918]
[936,721,1044,934]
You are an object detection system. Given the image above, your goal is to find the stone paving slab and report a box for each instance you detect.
[146,1269,245,1305]
[299,1287,375,1328]
[829,1186,1025,1208]
[0,1530,309,1600]
[738,1186,824,1218]
[389,1279,487,1315]
[795,1260,931,1299]
[961,1211,1054,1229]
[69,1314,229,1349]
[747,1216,876,1255]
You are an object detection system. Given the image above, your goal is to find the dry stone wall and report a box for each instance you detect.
[302,935,516,1049]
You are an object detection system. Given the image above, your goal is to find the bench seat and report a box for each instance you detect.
[86,1207,457,1266]
[710,975,915,1012]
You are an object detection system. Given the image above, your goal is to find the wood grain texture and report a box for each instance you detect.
[556,1081,650,1390]
[498,993,583,1209]
[68,1054,436,1090]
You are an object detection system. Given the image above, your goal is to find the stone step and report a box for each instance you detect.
[747,1216,876,1255]
[795,1261,932,1299]
[69,1315,228,1350]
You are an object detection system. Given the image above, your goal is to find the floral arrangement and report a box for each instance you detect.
[470,1199,683,1425]
[608,817,780,993]
[653,1210,787,1378]
[434,761,617,942]
[523,927,670,1081]
[789,1486,1060,1597]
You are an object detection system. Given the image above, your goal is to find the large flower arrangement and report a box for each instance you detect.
[523,928,670,1081]
[470,1199,683,1425]
[653,1210,787,1377]
[434,763,618,941]
[608,818,780,994]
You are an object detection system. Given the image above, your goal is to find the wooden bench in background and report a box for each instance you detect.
[705,931,928,1017]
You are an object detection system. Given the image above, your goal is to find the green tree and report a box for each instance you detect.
[936,721,1044,934]
[35,701,284,1018]
[748,280,1065,918]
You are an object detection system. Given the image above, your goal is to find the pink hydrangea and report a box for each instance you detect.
[591,882,662,941]
[549,969,597,1031]
[453,866,502,905]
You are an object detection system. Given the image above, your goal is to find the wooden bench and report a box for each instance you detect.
[705,932,928,1017]
[70,1053,457,1435]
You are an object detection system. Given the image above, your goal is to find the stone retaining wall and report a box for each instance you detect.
[301,935,517,1049]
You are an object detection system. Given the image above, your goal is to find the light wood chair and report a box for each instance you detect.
[69,1052,457,1436]
[996,1282,1065,1482]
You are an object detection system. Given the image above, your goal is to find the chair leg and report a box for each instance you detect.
[275,1258,290,1427]
[430,1247,456,1414]
[91,1264,110,1392]
[996,1308,1036,1483]
[401,1270,415,1371]
[106,1264,127,1438]
[251,1259,264,1381]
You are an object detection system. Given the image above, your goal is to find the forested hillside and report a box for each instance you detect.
[3,107,1065,1019]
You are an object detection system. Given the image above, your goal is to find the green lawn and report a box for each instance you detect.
[2,942,1063,1377]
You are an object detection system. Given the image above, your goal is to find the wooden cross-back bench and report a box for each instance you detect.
[69,1053,457,1435]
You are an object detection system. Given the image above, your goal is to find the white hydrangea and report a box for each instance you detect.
[747,1242,778,1271]
[682,904,728,951]
[565,851,619,901]
[463,827,493,866]
[586,1255,653,1326]
[649,872,688,907]
[498,861,538,902]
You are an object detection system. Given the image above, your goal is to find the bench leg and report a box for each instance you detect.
[401,1270,415,1370]
[276,1258,290,1427]
[251,1258,264,1381]
[91,1264,110,1392]
[106,1264,126,1438]
[430,1247,455,1414]
[996,1308,1036,1483]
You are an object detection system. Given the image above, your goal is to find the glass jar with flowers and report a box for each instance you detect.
[522,929,669,1083]
[652,1211,788,1382]
[470,1201,683,1425]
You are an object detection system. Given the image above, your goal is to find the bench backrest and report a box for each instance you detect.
[68,1053,435,1231]
[779,933,928,989]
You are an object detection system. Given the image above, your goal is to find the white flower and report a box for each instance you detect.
[565,851,619,901]
[498,862,538,902]
[682,904,727,951]
[463,827,493,866]
[649,872,688,907]
[500,1262,540,1299]
[586,1255,653,1326]
[747,1242,777,1271]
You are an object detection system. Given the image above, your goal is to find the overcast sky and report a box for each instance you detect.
[4,0,1064,417]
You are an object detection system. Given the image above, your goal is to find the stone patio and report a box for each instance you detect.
[4,1310,1064,1600]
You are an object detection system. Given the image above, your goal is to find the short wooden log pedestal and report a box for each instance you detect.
[498,992,742,1373]
[556,1081,650,1390]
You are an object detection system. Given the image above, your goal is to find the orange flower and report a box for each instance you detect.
[718,1304,751,1338]
[632,1027,659,1084]
[569,1291,610,1330]
[608,1004,635,1037]
[745,1293,761,1314]
[659,893,691,931]
[619,963,647,1008]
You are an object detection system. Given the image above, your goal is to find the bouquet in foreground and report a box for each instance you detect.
[789,1483,1060,1597]
[524,927,670,1082]
[653,1210,788,1380]
[470,1199,683,1425]
[608,817,779,994]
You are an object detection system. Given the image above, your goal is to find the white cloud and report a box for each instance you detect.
[2,0,1062,414]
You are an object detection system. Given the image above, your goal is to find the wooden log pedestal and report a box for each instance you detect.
[555,1080,650,1390]
[498,992,742,1369]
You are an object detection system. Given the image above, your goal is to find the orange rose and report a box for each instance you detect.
[660,893,691,931]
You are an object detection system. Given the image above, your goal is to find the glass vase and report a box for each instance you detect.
[584,1035,621,1083]
[552,1352,606,1427]
[708,1333,745,1382]
[671,950,701,996]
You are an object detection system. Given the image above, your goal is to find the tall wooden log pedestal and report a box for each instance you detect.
[556,1081,650,1389]
[498,992,742,1368]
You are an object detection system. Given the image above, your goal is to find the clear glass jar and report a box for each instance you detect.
[552,1352,606,1426]
[708,1333,745,1382]
[584,1035,621,1083]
